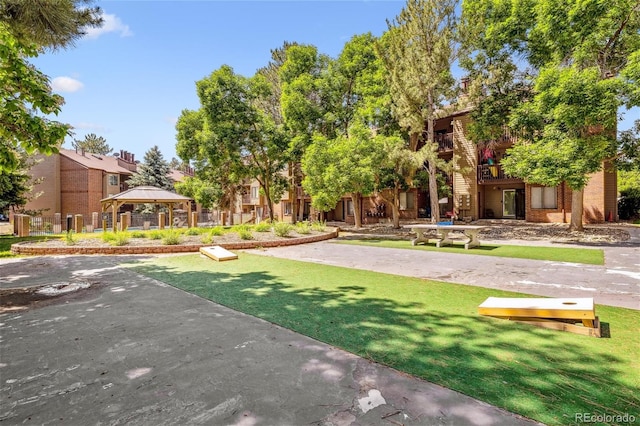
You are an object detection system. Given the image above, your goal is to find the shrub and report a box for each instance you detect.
[149,230,163,240]
[162,230,183,245]
[273,222,293,237]
[210,226,224,236]
[101,231,117,243]
[311,221,326,232]
[64,232,76,246]
[110,232,130,246]
[201,233,214,244]
[295,221,311,234]
[237,228,254,240]
[254,221,272,232]
[185,227,203,236]
[130,231,146,238]
[618,188,640,220]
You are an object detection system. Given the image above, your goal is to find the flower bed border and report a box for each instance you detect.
[11,229,339,256]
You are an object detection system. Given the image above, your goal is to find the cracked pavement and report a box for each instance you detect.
[1,255,537,425]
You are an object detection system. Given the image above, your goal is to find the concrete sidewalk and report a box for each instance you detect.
[0,255,537,425]
[246,232,640,310]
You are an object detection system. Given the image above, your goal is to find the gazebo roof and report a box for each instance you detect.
[100,186,192,204]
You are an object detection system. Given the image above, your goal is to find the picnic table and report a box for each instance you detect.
[403,224,488,249]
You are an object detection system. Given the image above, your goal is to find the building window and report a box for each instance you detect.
[346,200,354,216]
[399,192,415,210]
[531,186,557,209]
[251,186,259,199]
[283,201,292,215]
[108,174,118,186]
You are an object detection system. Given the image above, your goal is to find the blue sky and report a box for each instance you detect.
[33,0,407,162]
[33,0,638,164]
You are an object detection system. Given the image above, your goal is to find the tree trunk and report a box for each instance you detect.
[352,193,363,228]
[569,188,584,231]
[426,114,440,224]
[428,160,440,223]
[392,186,401,228]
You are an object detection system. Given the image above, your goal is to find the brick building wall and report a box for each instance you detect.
[24,154,61,214]
[60,156,90,219]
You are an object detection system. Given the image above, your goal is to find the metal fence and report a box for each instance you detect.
[28,216,63,236]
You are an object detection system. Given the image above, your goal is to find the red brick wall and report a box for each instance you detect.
[60,156,89,219]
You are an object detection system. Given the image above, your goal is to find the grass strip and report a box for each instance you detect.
[129,253,638,425]
[335,238,604,265]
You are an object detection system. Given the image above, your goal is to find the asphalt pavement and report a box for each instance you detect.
[1,254,537,425]
[1,228,638,425]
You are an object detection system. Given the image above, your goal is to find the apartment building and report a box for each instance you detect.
[22,148,137,220]
[22,149,200,222]
[320,110,617,225]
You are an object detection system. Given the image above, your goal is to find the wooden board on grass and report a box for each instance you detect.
[478,297,601,337]
[199,246,238,261]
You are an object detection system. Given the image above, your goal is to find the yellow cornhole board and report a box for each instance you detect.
[478,297,601,337]
[199,246,238,262]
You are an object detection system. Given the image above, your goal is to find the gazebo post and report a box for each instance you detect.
[112,202,117,232]
[168,203,174,229]
[187,202,192,228]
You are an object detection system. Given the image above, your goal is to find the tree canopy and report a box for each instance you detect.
[462,0,640,229]
[177,65,289,222]
[0,0,102,50]
[126,145,174,191]
[0,0,103,173]
[379,0,459,223]
[72,133,113,155]
[0,24,69,172]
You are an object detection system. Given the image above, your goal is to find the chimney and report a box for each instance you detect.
[461,77,470,92]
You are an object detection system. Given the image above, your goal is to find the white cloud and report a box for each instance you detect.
[71,122,110,133]
[163,116,178,125]
[51,76,84,93]
[84,12,133,39]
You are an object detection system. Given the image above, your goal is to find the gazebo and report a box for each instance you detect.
[100,186,194,232]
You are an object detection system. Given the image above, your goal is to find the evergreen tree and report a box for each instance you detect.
[72,133,113,155]
[126,146,174,191]
[378,0,459,223]
[0,0,102,50]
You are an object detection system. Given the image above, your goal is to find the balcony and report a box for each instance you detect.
[477,164,523,184]
[436,133,453,151]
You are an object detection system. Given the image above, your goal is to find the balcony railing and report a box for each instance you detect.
[436,133,453,151]
[477,164,522,183]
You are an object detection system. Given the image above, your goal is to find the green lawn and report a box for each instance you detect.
[336,238,605,265]
[0,235,60,258]
[129,253,639,426]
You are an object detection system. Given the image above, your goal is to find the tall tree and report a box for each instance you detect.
[176,109,243,224]
[376,138,431,228]
[126,145,174,191]
[462,0,640,230]
[302,125,383,227]
[379,0,459,223]
[279,44,332,222]
[0,150,39,212]
[0,0,102,50]
[72,133,113,155]
[0,0,102,172]
[177,65,289,222]
[0,24,69,172]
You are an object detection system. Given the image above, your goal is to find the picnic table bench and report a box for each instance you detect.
[403,224,488,249]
